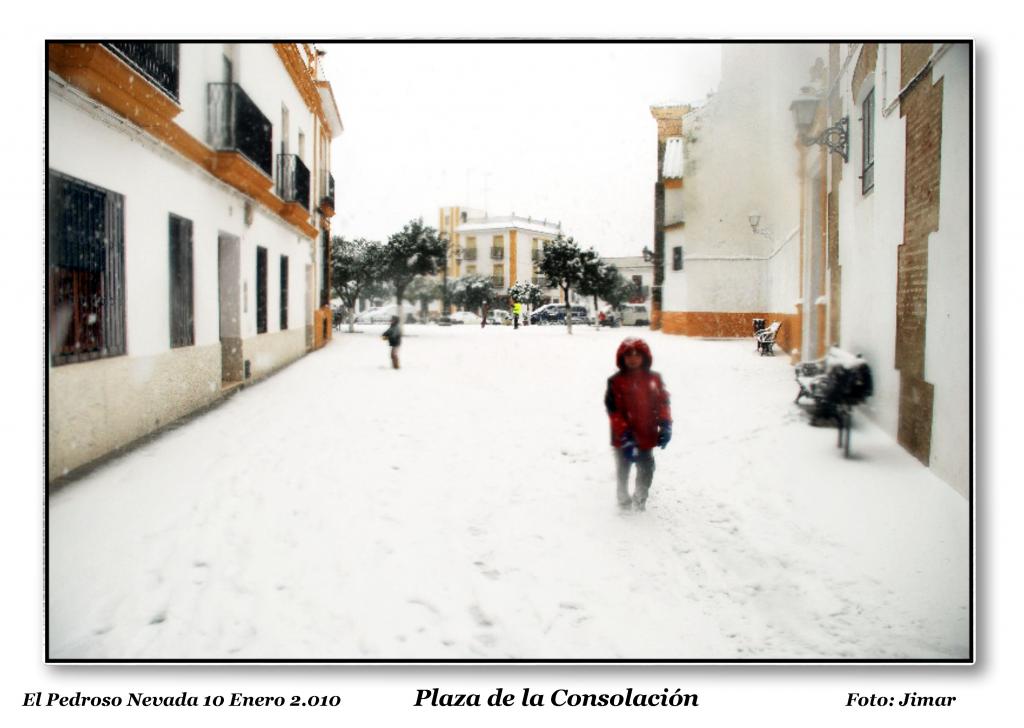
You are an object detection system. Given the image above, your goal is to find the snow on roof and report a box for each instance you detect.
[663,137,685,179]
[457,216,561,236]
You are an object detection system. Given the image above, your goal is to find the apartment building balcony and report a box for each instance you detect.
[491,275,505,288]
[532,275,547,287]
[104,43,180,102]
[490,247,505,261]
[319,173,335,217]
[48,43,183,131]
[462,248,477,262]
[276,154,311,226]
[531,249,543,262]
[207,83,274,191]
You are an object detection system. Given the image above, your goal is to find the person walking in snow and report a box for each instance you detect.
[382,316,401,369]
[604,337,672,511]
[513,301,522,329]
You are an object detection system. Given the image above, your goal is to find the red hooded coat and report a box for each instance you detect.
[604,338,672,450]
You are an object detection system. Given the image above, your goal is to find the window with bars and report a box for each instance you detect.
[280,255,289,330]
[861,88,875,195]
[168,214,194,348]
[256,246,268,334]
[48,171,126,365]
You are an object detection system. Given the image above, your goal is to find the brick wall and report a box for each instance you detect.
[896,46,943,464]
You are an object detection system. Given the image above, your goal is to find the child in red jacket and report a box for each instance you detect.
[604,337,672,511]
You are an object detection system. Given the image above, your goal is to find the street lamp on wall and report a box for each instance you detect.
[790,92,849,163]
[747,211,774,240]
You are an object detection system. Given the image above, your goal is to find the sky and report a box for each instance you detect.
[322,42,722,257]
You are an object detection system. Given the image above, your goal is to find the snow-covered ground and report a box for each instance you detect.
[48,323,970,660]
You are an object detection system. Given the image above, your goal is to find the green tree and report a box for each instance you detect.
[331,236,387,332]
[507,280,543,313]
[599,267,637,311]
[538,235,593,334]
[404,276,442,322]
[382,218,448,326]
[452,274,495,315]
[577,253,611,320]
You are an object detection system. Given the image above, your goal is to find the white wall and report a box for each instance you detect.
[49,90,312,355]
[836,46,906,437]
[926,43,971,494]
[662,43,825,316]
[48,53,317,478]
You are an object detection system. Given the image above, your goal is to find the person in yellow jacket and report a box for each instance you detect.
[513,301,523,329]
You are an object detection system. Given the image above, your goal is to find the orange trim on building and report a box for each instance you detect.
[49,43,318,240]
[313,308,331,349]
[273,44,331,132]
[660,311,800,354]
[508,229,517,287]
[664,178,683,189]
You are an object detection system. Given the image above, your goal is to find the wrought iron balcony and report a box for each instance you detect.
[276,154,311,209]
[531,249,542,262]
[532,275,547,287]
[320,173,335,211]
[490,247,505,260]
[104,43,179,102]
[207,83,273,178]
[462,248,477,262]
[491,276,505,288]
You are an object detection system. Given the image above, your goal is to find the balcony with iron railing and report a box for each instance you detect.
[532,275,548,287]
[491,275,505,288]
[277,154,311,210]
[462,248,477,262]
[490,247,505,261]
[207,83,273,179]
[104,43,179,102]
[531,249,543,262]
[319,173,335,214]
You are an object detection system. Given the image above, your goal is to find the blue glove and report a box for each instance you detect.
[620,431,638,463]
[657,421,672,449]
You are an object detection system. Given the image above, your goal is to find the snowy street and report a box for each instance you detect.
[48,324,970,660]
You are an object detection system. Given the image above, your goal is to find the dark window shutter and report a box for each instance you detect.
[256,246,268,334]
[169,214,194,347]
[280,255,289,330]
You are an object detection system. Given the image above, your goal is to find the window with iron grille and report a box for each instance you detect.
[280,255,289,330]
[256,246,268,334]
[168,214,194,348]
[861,88,875,195]
[673,246,683,271]
[47,170,126,365]
[320,231,330,307]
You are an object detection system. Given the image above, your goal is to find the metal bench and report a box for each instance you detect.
[755,321,782,356]
[794,347,874,457]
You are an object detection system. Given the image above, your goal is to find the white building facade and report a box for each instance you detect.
[816,42,971,494]
[652,42,971,495]
[654,44,824,353]
[47,43,343,482]
[438,207,562,305]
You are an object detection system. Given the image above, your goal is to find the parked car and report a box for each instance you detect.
[449,310,482,325]
[530,304,589,325]
[619,303,650,326]
[486,309,513,326]
[354,304,409,324]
